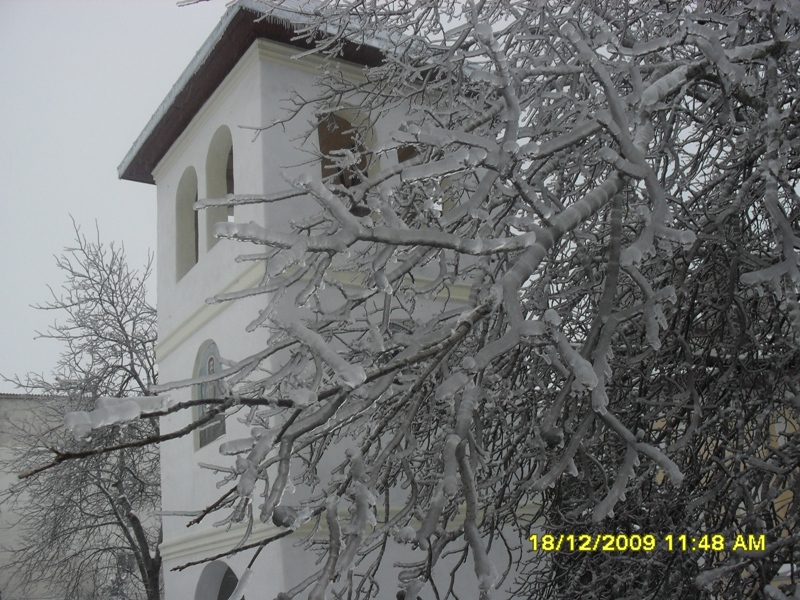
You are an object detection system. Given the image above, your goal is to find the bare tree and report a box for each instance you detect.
[2,224,161,600]
[31,1,800,598]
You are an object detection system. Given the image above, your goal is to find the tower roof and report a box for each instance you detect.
[118,0,383,185]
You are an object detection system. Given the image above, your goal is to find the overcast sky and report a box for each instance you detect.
[0,0,228,392]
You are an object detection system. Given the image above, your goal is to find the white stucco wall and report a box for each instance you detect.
[154,40,282,600]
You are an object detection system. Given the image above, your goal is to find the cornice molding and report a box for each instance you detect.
[156,260,266,362]
[160,519,280,563]
[157,260,471,363]
[161,500,541,563]
[256,37,367,81]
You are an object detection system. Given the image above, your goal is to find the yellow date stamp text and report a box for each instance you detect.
[529,533,766,553]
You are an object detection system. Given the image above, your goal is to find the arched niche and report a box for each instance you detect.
[317,108,376,216]
[176,167,199,281]
[205,125,235,251]
[194,560,244,600]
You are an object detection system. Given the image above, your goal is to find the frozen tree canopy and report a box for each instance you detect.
[47,0,800,598]
[4,227,161,600]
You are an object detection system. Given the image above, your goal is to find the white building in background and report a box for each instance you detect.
[0,393,60,600]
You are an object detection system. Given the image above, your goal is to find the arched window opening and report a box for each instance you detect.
[194,561,245,600]
[226,146,235,222]
[218,567,239,600]
[194,341,226,448]
[318,113,372,217]
[206,125,234,250]
[397,145,418,164]
[176,167,199,281]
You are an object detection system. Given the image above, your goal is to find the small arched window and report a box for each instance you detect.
[225,146,235,222]
[318,113,372,216]
[397,145,418,164]
[176,167,199,281]
[195,341,225,448]
[206,125,234,250]
[217,567,240,600]
[194,561,245,600]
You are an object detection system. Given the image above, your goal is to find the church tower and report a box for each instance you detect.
[119,3,384,598]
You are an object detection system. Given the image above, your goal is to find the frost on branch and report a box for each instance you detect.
[592,446,639,522]
[72,2,800,598]
[64,395,170,440]
[286,321,366,389]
